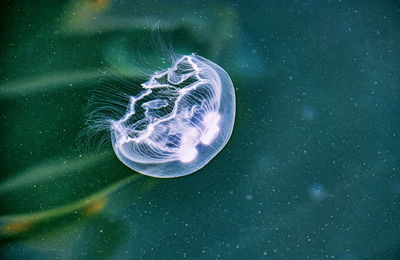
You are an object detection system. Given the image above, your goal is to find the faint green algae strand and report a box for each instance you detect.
[60,0,238,60]
[0,150,158,239]
[61,0,236,35]
[0,152,110,193]
[0,70,100,98]
[0,173,156,238]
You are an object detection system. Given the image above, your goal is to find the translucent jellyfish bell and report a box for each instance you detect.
[88,54,235,178]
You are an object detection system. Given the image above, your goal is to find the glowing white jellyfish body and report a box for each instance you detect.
[99,54,235,178]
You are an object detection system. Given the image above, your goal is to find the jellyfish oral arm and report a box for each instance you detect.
[120,89,152,122]
[177,126,200,163]
[200,111,221,145]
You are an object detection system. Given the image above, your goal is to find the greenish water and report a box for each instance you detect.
[1,0,399,259]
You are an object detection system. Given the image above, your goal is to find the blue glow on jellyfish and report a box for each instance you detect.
[85,54,235,178]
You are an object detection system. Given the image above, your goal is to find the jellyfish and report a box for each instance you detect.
[84,54,235,178]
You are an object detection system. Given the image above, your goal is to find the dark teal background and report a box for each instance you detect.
[1,0,399,259]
